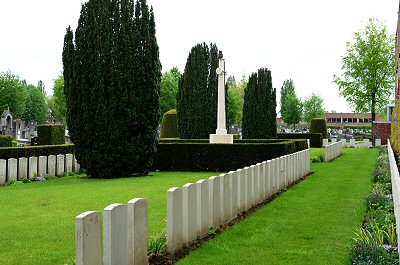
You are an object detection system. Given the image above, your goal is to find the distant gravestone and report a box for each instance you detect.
[375,139,381,147]
[8,158,17,181]
[48,155,56,176]
[341,139,346,147]
[331,138,337,143]
[349,139,356,147]
[323,139,328,147]
[38,156,47,176]
[28,157,38,179]
[66,154,73,173]
[18,157,28,180]
[0,159,6,184]
[57,154,65,176]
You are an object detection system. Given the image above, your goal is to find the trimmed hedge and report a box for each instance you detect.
[0,144,74,160]
[310,118,327,138]
[277,133,322,148]
[160,109,179,138]
[37,124,65,145]
[0,135,13,147]
[155,139,306,171]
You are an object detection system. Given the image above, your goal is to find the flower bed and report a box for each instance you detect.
[349,147,399,264]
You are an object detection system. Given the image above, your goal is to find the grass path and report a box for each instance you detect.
[0,171,218,265]
[178,148,378,265]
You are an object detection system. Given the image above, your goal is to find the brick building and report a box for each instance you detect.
[326,112,384,129]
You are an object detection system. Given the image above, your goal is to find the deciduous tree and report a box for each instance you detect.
[303,92,325,123]
[333,18,395,124]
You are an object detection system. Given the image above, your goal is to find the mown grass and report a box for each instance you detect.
[0,171,218,265]
[178,148,378,265]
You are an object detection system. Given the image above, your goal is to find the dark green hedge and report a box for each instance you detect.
[155,140,306,171]
[310,118,327,138]
[0,144,74,160]
[160,109,179,138]
[0,135,13,147]
[277,133,322,148]
[37,124,65,145]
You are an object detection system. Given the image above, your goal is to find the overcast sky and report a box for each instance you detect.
[0,0,398,113]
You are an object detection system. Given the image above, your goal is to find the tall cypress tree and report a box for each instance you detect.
[177,43,222,139]
[242,68,276,139]
[63,0,161,178]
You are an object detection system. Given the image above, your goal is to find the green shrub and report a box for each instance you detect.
[155,140,305,171]
[12,140,18,147]
[0,135,13,147]
[310,118,327,138]
[160,109,179,138]
[276,133,322,148]
[0,144,74,159]
[37,124,65,145]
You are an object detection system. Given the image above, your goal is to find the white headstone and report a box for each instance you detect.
[7,158,17,182]
[208,177,220,229]
[254,164,261,204]
[0,159,6,184]
[341,139,346,147]
[364,139,369,145]
[57,154,65,176]
[76,211,102,265]
[243,167,251,210]
[307,139,310,148]
[74,158,81,173]
[48,155,56,176]
[38,156,47,176]
[183,183,197,243]
[323,138,329,147]
[249,165,255,206]
[66,154,73,173]
[237,168,246,213]
[28,156,38,179]
[332,138,337,143]
[196,179,209,238]
[104,203,128,265]
[127,198,148,265]
[220,173,231,224]
[350,139,356,147]
[18,157,27,180]
[231,171,239,219]
[375,139,381,147]
[167,187,183,253]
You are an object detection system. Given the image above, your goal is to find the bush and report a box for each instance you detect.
[37,124,65,145]
[160,109,179,138]
[0,135,13,147]
[276,133,322,148]
[309,118,327,138]
[0,144,74,160]
[155,140,305,171]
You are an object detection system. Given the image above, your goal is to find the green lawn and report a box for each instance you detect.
[0,171,218,265]
[178,148,378,265]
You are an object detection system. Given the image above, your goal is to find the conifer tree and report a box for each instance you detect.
[242,68,276,139]
[177,43,222,139]
[63,0,161,178]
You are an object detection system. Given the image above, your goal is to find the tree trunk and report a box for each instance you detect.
[371,91,376,144]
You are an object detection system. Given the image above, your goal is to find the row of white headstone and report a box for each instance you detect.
[0,153,80,184]
[76,199,148,265]
[387,141,400,255]
[323,138,382,148]
[166,149,311,253]
[75,149,311,265]
[325,142,343,162]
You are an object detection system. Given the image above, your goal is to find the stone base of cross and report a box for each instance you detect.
[209,133,233,144]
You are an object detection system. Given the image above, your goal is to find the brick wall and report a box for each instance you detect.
[373,122,391,145]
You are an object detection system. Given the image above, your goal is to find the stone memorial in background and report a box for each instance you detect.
[210,58,233,144]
